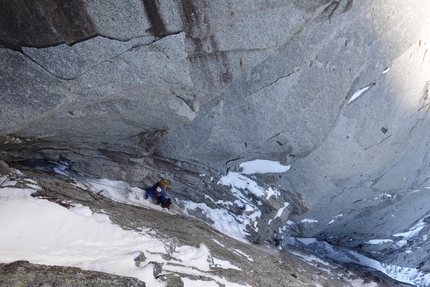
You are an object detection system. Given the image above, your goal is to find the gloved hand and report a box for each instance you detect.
[144,195,148,200]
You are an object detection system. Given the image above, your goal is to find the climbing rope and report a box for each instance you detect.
[0,173,12,187]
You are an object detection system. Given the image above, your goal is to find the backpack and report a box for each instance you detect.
[159,179,168,189]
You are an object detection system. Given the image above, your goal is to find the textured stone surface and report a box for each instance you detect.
[1,0,430,279]
[0,166,411,287]
[1,32,195,152]
[0,260,145,287]
[0,0,97,49]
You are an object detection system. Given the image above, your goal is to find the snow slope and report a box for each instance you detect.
[1,159,429,286]
[0,175,247,287]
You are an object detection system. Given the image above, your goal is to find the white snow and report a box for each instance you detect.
[365,239,393,245]
[292,237,430,286]
[264,186,280,200]
[300,219,318,223]
[181,200,249,240]
[348,279,379,287]
[218,160,288,213]
[173,244,211,271]
[328,213,343,224]
[3,157,430,286]
[212,257,241,270]
[239,159,290,174]
[274,202,290,219]
[233,249,254,262]
[348,85,370,103]
[218,171,266,197]
[393,219,426,240]
[182,277,219,287]
[0,181,249,287]
[212,239,225,247]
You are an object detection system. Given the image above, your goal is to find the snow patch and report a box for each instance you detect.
[233,249,254,262]
[292,237,430,286]
[365,239,393,245]
[348,86,370,104]
[182,277,219,287]
[212,257,241,270]
[300,219,318,223]
[0,185,249,287]
[218,172,266,197]
[239,159,290,174]
[274,202,290,219]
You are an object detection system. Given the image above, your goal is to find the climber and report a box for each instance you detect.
[144,179,173,210]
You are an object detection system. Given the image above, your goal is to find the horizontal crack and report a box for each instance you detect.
[19,32,184,82]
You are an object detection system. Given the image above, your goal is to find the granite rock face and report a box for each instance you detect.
[0,166,412,287]
[0,260,146,287]
[1,0,430,278]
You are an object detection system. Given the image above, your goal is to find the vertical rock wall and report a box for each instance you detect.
[1,0,430,273]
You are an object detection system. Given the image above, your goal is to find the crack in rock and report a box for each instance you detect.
[252,67,300,95]
[21,32,184,81]
[363,135,392,151]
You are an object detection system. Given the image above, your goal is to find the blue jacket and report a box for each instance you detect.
[146,184,166,201]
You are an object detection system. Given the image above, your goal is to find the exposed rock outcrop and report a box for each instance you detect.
[0,260,146,287]
[0,166,412,286]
